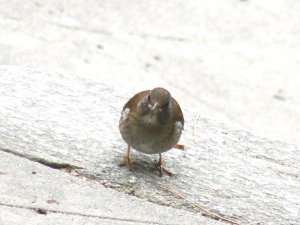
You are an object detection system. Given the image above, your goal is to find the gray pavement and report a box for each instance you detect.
[0,150,222,225]
[1,67,299,224]
[0,0,299,145]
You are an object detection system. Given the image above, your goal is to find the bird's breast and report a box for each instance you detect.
[120,114,183,154]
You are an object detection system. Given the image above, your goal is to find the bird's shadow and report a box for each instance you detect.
[119,154,178,179]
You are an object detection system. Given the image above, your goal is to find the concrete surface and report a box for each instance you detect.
[0,150,223,225]
[1,67,299,224]
[0,0,299,145]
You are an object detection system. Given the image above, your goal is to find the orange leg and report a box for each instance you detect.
[154,153,173,177]
[119,145,137,170]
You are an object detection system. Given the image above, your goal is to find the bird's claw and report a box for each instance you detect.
[152,161,174,177]
[119,156,137,170]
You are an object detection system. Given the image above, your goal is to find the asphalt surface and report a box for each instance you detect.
[0,0,299,144]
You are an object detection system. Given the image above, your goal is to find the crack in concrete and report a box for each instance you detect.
[0,203,165,225]
[0,147,83,170]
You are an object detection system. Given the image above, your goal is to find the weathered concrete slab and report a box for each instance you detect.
[0,0,300,145]
[0,205,145,225]
[0,150,223,225]
[0,66,299,224]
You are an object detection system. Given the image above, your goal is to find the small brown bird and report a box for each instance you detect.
[119,87,184,176]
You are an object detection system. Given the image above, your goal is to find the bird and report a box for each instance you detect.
[119,87,184,176]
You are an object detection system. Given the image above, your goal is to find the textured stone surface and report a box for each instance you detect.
[0,0,300,145]
[1,150,224,225]
[1,66,299,224]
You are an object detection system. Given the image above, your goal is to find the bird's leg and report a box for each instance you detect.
[154,153,173,177]
[119,145,137,170]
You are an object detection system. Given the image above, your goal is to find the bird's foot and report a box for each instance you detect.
[152,161,174,177]
[119,155,137,170]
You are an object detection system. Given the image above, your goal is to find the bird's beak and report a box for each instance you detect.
[151,102,158,111]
